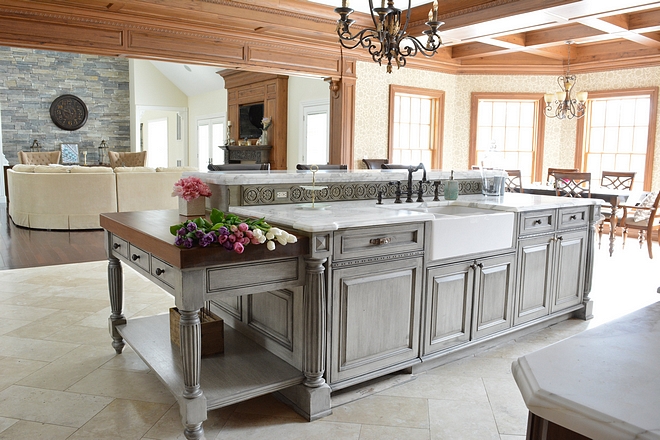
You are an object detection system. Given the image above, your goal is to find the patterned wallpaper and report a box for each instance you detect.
[354,61,660,189]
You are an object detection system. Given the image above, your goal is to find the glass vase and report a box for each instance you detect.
[259,129,268,146]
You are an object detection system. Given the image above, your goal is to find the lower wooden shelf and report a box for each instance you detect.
[117,313,304,410]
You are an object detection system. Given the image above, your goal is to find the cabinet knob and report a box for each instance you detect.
[557,235,563,242]
[155,268,165,276]
[113,243,120,250]
[569,214,577,220]
[369,237,392,245]
[131,254,140,261]
[477,262,484,269]
[533,219,542,225]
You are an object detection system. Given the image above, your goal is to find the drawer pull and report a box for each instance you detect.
[131,254,140,261]
[569,214,577,220]
[113,243,121,250]
[370,237,392,245]
[155,268,165,276]
[533,219,542,225]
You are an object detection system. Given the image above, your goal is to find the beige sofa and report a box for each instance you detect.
[7,165,197,230]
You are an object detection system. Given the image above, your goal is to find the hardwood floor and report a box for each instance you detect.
[0,204,106,270]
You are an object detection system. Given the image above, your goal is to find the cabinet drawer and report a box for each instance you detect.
[557,207,589,230]
[128,244,150,273]
[333,223,424,261]
[151,256,176,288]
[519,210,555,235]
[111,235,128,259]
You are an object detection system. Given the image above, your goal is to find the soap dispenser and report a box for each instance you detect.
[444,170,459,200]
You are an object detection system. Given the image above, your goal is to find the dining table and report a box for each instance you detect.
[524,183,632,257]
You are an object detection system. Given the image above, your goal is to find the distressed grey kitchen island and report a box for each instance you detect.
[102,170,602,439]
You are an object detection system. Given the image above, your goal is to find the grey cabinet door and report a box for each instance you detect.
[515,235,553,325]
[329,256,423,385]
[423,261,474,355]
[551,229,587,313]
[471,253,516,339]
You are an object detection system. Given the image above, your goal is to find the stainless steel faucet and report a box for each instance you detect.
[406,163,427,203]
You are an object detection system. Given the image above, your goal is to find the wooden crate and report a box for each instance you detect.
[169,307,224,356]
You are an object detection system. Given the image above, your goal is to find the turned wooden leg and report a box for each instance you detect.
[178,309,206,439]
[622,227,628,249]
[107,256,126,354]
[597,222,603,249]
[303,257,327,388]
[647,230,654,259]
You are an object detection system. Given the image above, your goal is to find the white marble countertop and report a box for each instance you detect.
[188,169,474,185]
[512,301,660,440]
[229,194,597,232]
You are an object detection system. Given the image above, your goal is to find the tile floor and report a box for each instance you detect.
[0,241,657,439]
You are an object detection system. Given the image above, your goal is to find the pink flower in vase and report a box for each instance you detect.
[172,176,212,202]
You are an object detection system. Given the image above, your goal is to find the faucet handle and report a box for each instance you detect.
[389,181,402,204]
[433,180,441,202]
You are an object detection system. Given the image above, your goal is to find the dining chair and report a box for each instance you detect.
[597,171,636,248]
[547,167,579,186]
[619,191,660,259]
[296,164,347,170]
[505,169,523,193]
[108,151,147,168]
[554,172,591,198]
[18,150,61,165]
[362,159,388,169]
[208,163,270,171]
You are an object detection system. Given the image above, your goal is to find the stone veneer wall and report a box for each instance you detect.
[0,47,129,165]
[354,61,660,189]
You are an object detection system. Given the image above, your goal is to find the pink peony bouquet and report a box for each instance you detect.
[172,176,212,202]
[170,209,296,253]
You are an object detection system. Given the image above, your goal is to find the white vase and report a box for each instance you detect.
[178,197,206,217]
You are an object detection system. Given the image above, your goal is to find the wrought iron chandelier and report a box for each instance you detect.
[544,41,588,120]
[334,0,444,73]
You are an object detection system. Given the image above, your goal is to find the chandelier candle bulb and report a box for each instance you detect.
[544,93,555,104]
[577,91,588,102]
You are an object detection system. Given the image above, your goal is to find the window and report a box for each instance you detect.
[146,118,168,168]
[300,101,329,165]
[470,93,545,184]
[576,88,658,191]
[197,117,225,169]
[389,85,444,169]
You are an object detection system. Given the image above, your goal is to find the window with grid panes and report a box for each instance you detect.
[389,85,443,169]
[470,93,545,184]
[578,89,657,191]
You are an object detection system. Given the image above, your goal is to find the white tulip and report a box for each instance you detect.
[266,231,274,240]
[267,240,276,251]
[286,234,297,243]
[277,236,287,245]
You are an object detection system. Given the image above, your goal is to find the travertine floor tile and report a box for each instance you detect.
[214,412,361,440]
[0,416,18,434]
[0,334,78,362]
[0,357,49,392]
[46,324,112,346]
[0,318,28,336]
[427,355,513,379]
[428,399,500,440]
[324,395,428,429]
[6,310,94,340]
[0,385,112,427]
[380,372,488,403]
[483,376,528,436]
[499,435,526,440]
[0,304,58,322]
[358,424,431,440]
[0,420,76,439]
[67,398,171,440]
[17,345,116,391]
[67,367,176,405]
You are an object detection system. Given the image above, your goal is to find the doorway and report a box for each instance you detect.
[300,100,329,165]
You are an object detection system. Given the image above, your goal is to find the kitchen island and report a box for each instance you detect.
[103,170,601,439]
[512,301,660,440]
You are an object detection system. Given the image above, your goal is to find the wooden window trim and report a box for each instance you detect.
[388,85,444,169]
[470,92,546,182]
[575,87,658,192]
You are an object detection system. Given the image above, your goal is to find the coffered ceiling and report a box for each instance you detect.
[0,0,659,75]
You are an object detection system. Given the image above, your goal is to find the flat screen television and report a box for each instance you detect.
[239,103,264,140]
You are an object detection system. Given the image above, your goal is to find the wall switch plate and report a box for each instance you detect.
[276,191,288,199]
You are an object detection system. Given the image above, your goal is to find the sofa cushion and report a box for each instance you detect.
[69,166,114,174]
[156,166,198,172]
[12,164,36,172]
[34,165,70,173]
[113,166,156,173]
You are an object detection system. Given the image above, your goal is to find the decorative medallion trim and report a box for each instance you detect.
[332,251,424,268]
